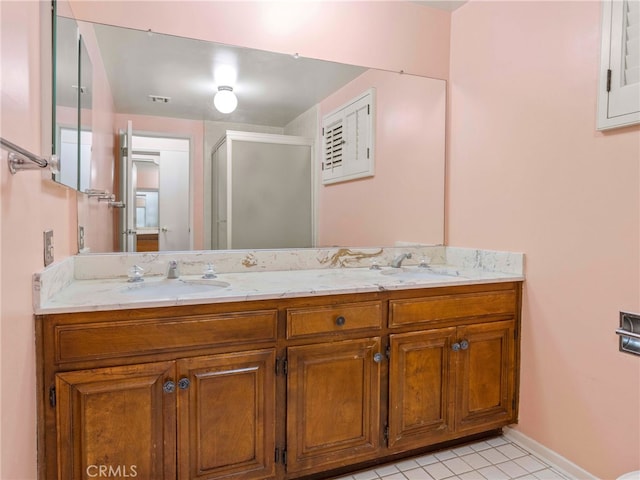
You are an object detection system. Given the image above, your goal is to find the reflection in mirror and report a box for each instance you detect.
[53,15,80,189]
[79,38,93,192]
[61,18,446,253]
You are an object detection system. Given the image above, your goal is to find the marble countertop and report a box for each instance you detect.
[35,260,524,314]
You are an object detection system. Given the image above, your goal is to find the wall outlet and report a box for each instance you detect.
[78,226,85,251]
[44,230,54,266]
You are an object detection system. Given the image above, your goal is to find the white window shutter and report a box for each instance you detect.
[322,89,375,184]
[597,0,640,130]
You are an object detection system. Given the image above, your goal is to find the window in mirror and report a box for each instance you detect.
[322,89,375,185]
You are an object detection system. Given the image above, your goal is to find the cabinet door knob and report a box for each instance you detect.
[460,340,469,350]
[373,352,384,363]
[452,342,461,352]
[178,378,191,390]
[335,316,346,326]
[163,380,176,393]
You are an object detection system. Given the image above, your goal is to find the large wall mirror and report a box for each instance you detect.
[55,8,446,253]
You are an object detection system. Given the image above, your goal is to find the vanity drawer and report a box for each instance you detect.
[389,290,516,327]
[287,301,382,339]
[53,309,278,364]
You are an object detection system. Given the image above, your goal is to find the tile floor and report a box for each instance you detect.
[332,435,572,480]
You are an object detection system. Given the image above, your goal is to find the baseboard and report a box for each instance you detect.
[503,427,599,480]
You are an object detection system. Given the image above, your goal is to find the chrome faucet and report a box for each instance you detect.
[391,252,412,268]
[167,260,180,279]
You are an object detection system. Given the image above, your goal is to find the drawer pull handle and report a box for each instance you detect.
[163,380,176,394]
[335,316,346,326]
[460,340,469,350]
[452,342,461,352]
[178,378,191,390]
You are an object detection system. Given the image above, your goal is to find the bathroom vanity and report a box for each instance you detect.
[34,247,523,480]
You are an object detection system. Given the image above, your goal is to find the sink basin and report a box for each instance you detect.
[119,278,230,298]
[380,267,460,281]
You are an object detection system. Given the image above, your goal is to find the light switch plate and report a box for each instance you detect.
[78,225,85,251]
[44,230,54,266]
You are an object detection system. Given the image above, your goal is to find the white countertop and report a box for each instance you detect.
[35,264,524,314]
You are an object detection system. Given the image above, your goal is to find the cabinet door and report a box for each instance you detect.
[177,349,276,480]
[286,338,381,475]
[388,328,456,450]
[55,361,176,480]
[455,320,516,432]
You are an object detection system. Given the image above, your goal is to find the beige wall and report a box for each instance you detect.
[448,1,640,477]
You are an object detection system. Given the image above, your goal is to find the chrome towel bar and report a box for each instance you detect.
[1,137,58,174]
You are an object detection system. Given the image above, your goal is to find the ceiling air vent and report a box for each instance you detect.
[148,95,171,103]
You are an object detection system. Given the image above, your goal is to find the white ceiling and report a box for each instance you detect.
[91,23,367,127]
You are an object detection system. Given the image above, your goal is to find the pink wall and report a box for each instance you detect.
[447,1,640,477]
[114,113,205,249]
[318,70,445,246]
[0,2,76,478]
[69,1,451,80]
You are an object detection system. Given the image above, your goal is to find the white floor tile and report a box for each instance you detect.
[376,465,400,477]
[353,469,380,480]
[457,472,487,480]
[533,469,569,480]
[479,447,510,465]
[477,465,510,480]
[381,473,407,480]
[403,467,435,480]
[469,441,493,452]
[514,455,548,473]
[423,462,455,480]
[486,436,509,447]
[395,459,421,472]
[434,449,457,461]
[451,445,475,456]
[497,459,529,478]
[459,452,491,470]
[496,443,527,460]
[415,454,440,466]
[443,457,474,475]
[329,435,573,480]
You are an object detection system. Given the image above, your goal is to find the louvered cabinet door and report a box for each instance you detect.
[455,320,517,432]
[55,361,177,480]
[177,349,276,480]
[286,338,382,475]
[387,328,456,451]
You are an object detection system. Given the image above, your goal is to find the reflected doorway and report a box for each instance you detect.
[119,124,191,252]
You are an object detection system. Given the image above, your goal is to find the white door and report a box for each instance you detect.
[119,120,136,252]
[159,149,190,251]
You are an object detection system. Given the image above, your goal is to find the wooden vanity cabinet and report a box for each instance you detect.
[38,306,279,480]
[387,286,519,452]
[37,282,521,480]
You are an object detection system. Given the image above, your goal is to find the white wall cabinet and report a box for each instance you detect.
[322,89,375,184]
[597,0,640,130]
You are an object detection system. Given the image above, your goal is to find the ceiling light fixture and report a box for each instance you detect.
[214,86,237,114]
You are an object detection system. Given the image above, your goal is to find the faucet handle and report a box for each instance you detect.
[418,256,430,268]
[127,264,144,283]
[202,263,217,279]
[167,260,180,279]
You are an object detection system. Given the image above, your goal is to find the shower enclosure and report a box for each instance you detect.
[210,131,314,250]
